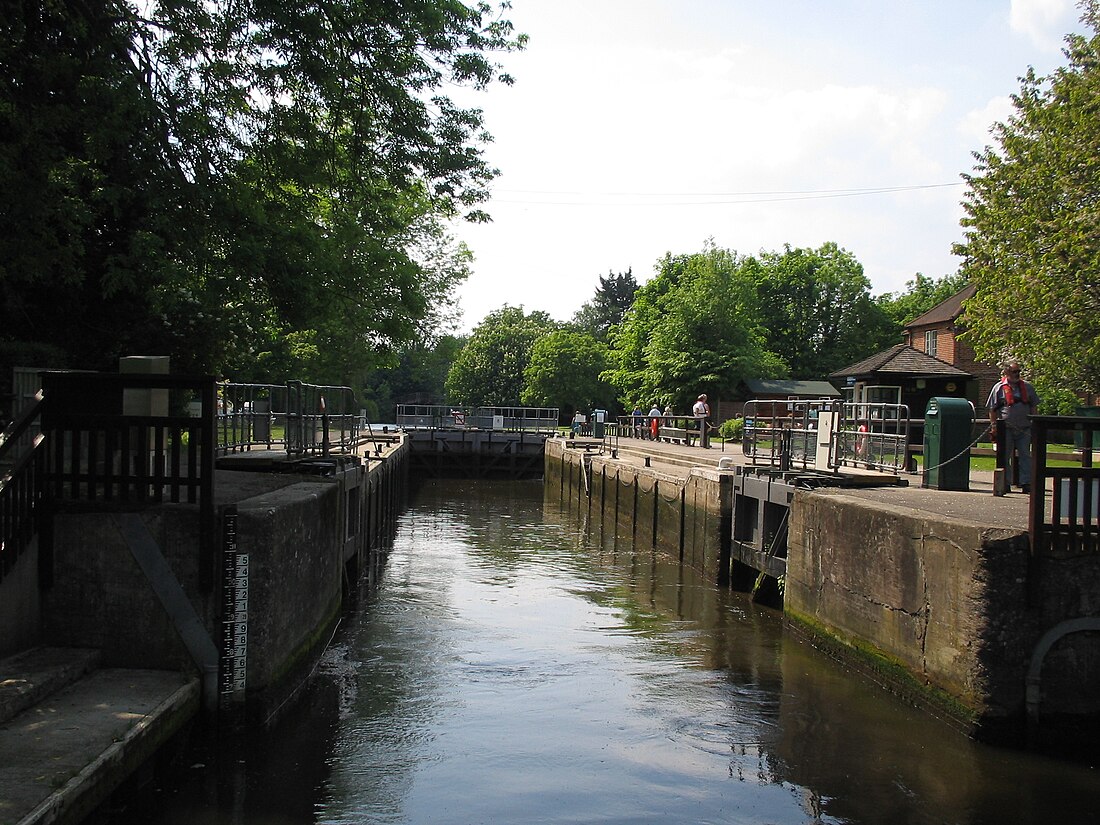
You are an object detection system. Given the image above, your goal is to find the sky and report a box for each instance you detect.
[445,0,1089,332]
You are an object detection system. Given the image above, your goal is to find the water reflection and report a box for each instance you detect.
[109,478,1100,825]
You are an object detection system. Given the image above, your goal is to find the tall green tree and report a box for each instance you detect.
[0,0,524,383]
[607,244,785,408]
[358,333,466,420]
[753,242,891,378]
[956,2,1100,392]
[875,273,969,330]
[571,269,638,340]
[521,330,617,419]
[445,306,557,405]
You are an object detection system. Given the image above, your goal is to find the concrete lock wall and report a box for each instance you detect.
[0,536,43,658]
[234,480,343,705]
[546,440,1100,737]
[36,445,406,722]
[44,506,214,671]
[783,489,1032,728]
[545,440,730,585]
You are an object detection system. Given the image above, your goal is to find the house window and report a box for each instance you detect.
[925,330,937,357]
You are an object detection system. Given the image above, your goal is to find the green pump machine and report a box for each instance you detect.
[923,396,973,491]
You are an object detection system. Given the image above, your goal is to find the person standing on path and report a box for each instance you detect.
[986,361,1040,493]
[648,402,662,440]
[693,394,710,448]
[631,404,645,439]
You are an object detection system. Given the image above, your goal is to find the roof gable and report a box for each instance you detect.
[830,344,972,379]
[905,283,976,330]
[744,379,841,397]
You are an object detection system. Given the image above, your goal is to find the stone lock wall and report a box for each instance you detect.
[784,488,1033,727]
[37,444,407,724]
[545,439,731,584]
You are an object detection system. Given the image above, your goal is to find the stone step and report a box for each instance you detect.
[0,656,200,825]
[0,647,101,726]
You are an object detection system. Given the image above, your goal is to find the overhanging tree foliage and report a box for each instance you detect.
[0,0,524,386]
[956,2,1100,392]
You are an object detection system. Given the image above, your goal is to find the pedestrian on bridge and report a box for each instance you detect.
[631,404,645,439]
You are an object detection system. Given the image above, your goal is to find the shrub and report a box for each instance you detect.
[718,417,744,441]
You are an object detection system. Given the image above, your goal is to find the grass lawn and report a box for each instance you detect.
[912,447,1083,471]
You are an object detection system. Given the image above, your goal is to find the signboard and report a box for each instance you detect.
[492,414,504,430]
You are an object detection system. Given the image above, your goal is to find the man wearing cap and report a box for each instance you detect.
[693,393,710,448]
[986,361,1040,493]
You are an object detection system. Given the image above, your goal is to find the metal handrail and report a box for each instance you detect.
[742,399,910,475]
[395,404,559,434]
[742,399,827,471]
[615,414,700,442]
[833,401,911,474]
[218,381,365,457]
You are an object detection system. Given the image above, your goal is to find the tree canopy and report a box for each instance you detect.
[571,269,639,340]
[956,2,1100,392]
[752,242,893,379]
[521,330,616,419]
[445,306,556,405]
[874,273,969,330]
[606,245,785,409]
[0,0,524,386]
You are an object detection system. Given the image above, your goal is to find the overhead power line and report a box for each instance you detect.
[490,182,964,206]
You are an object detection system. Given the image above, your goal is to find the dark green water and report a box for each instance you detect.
[108,479,1099,824]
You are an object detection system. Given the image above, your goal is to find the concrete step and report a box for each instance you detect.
[0,662,200,825]
[0,647,101,726]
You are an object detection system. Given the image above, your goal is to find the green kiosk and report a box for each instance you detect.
[923,396,973,491]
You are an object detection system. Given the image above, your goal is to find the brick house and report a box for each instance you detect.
[901,283,1001,407]
[829,283,999,422]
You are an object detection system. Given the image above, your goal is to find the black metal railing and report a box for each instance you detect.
[218,381,366,457]
[615,414,700,444]
[0,391,47,585]
[39,371,218,589]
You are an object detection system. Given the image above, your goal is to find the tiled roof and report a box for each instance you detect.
[744,379,841,397]
[830,344,972,379]
[905,283,976,329]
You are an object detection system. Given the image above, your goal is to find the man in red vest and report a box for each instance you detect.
[986,361,1040,493]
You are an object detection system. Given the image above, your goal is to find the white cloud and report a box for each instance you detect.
[1009,0,1077,50]
[958,95,1016,148]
